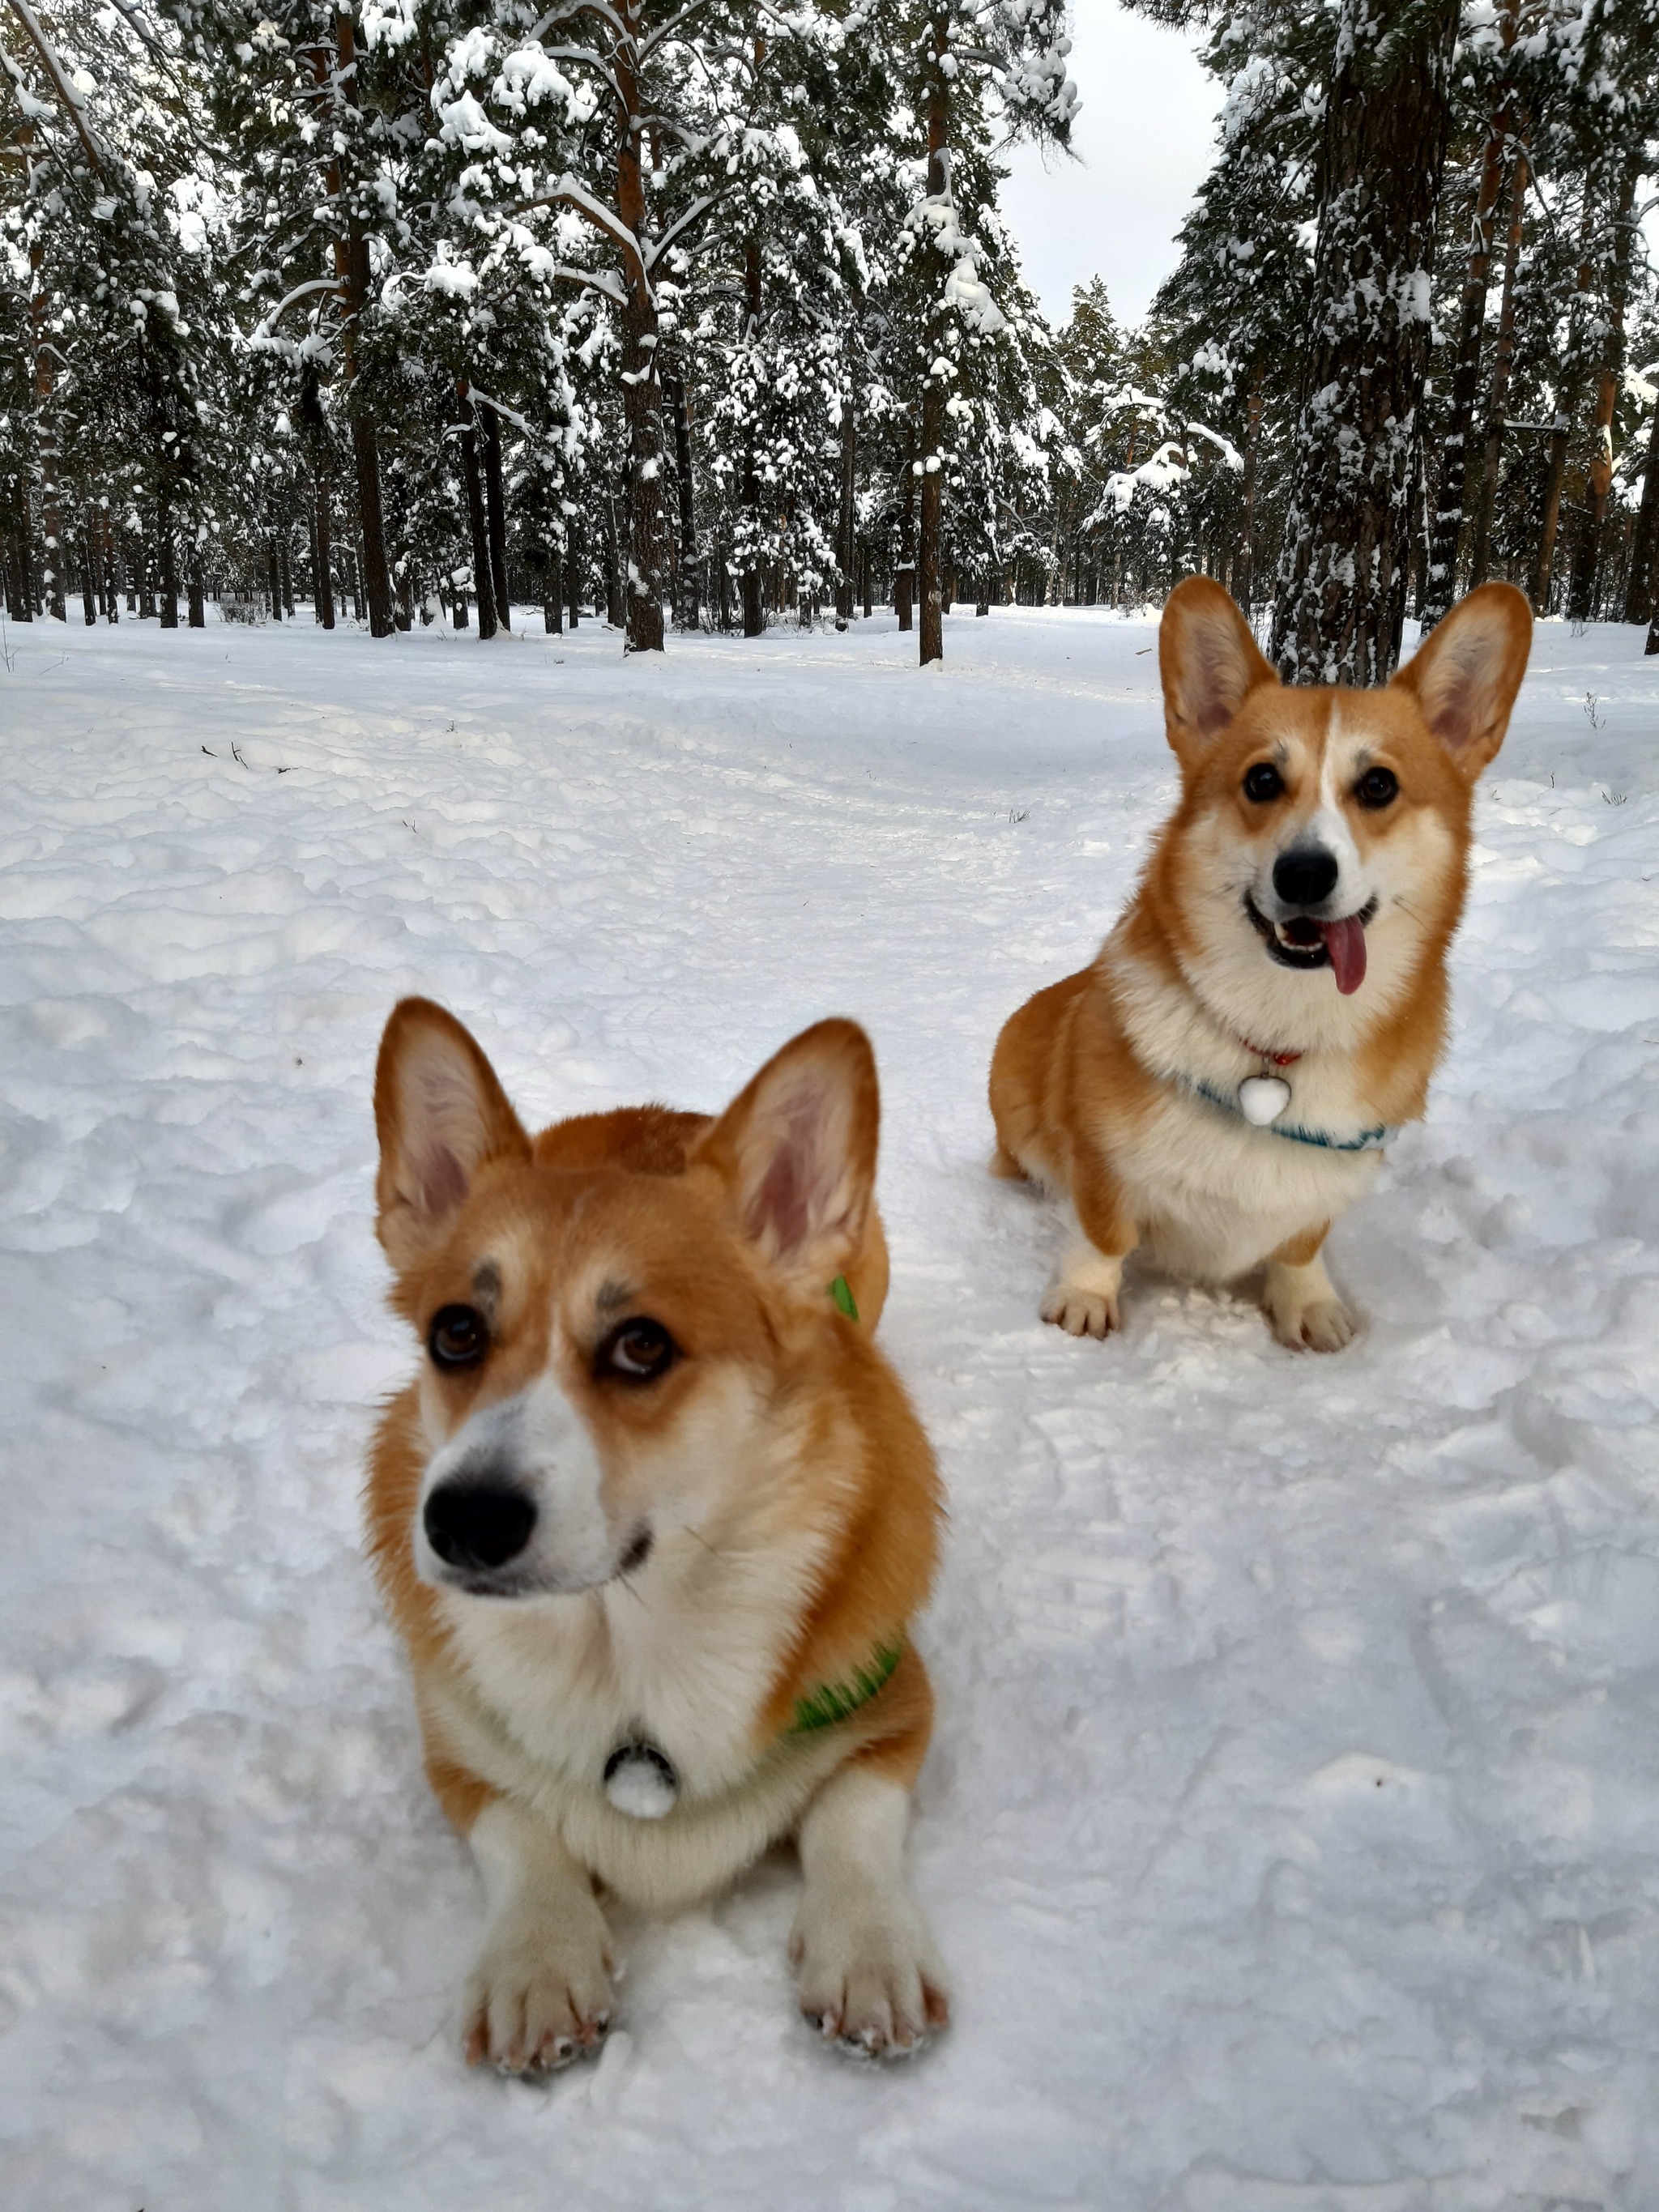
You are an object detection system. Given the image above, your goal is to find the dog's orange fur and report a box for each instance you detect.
[365,1000,944,2067]
[990,579,1532,1348]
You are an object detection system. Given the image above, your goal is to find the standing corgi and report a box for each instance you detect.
[366,1001,946,2069]
[988,579,1532,1349]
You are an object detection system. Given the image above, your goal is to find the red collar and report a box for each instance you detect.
[1239,1036,1302,1067]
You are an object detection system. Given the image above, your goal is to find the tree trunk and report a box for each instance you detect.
[544,546,564,634]
[740,552,764,635]
[567,520,581,627]
[918,34,948,669]
[1623,395,1659,626]
[1532,423,1572,613]
[1271,0,1458,683]
[188,569,205,628]
[1468,142,1528,590]
[314,486,335,629]
[603,490,623,626]
[458,397,497,641]
[1420,15,1514,631]
[478,399,511,629]
[896,437,917,631]
[324,22,394,639]
[836,389,855,624]
[614,39,665,652]
[665,370,697,629]
[28,243,66,621]
[159,519,180,628]
[94,514,111,620]
[1531,195,1597,616]
[79,508,97,621]
[740,237,765,638]
[1238,358,1265,616]
[1567,156,1639,624]
[348,409,392,637]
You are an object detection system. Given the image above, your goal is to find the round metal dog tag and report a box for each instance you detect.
[603,1741,679,1820]
[1239,1075,1292,1127]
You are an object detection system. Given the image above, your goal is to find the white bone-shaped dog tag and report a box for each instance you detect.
[1239,1075,1291,1126]
[603,1742,679,1819]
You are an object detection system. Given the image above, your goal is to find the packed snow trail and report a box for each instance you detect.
[1,607,1657,2210]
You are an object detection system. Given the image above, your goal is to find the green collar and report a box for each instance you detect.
[788,1634,904,1734]
[787,1279,893,1737]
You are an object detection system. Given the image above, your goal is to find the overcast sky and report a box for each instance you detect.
[1000,4,1223,330]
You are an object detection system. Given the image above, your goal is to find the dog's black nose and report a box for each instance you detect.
[424,1482,537,1572]
[1273,846,1340,910]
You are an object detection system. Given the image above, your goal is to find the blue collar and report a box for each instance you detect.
[1177,1073,1392,1153]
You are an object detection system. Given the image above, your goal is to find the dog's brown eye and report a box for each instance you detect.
[599,1318,677,1383]
[1243,762,1283,803]
[1356,766,1399,809]
[429,1304,488,1369]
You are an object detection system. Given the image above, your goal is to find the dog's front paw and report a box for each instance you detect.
[1268,1290,1358,1353]
[463,1899,614,2077]
[1040,1281,1120,1339]
[790,1894,950,2059]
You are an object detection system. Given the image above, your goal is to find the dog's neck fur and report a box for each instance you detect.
[1106,876,1441,1139]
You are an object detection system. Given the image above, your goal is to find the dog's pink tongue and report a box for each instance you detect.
[1321,916,1367,995]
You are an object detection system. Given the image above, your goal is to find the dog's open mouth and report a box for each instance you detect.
[1246,896,1378,995]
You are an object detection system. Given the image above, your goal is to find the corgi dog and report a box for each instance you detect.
[365,999,947,2072]
[988,579,1532,1349]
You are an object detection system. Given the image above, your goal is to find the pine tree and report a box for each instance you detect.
[865,0,1075,663]
[420,0,800,651]
[1154,24,1315,616]
[1418,0,1520,630]
[2,0,230,624]
[1269,0,1460,681]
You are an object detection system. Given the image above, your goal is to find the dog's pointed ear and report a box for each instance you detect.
[374,999,530,1272]
[1392,582,1532,779]
[692,1020,879,1299]
[1158,577,1277,769]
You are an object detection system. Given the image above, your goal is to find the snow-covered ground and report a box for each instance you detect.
[2,600,1657,2210]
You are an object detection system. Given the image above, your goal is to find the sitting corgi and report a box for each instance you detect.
[365,1000,946,2070]
[988,579,1532,1349]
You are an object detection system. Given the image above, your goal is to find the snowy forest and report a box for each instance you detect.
[2,0,1657,672]
[9,2,1659,2197]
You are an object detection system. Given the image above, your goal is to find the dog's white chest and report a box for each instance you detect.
[1113,1081,1382,1284]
